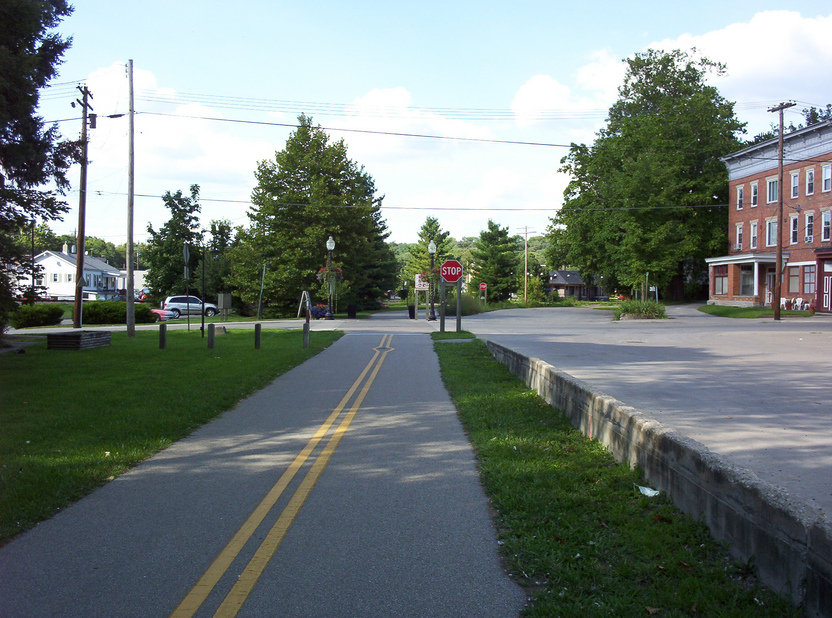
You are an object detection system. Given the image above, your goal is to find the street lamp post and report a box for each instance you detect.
[428,239,437,321]
[325,236,335,320]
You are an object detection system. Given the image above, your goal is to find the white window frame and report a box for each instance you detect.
[823,210,832,242]
[790,214,799,245]
[804,265,816,295]
[750,221,758,249]
[806,168,815,195]
[791,171,799,198]
[735,223,743,249]
[806,213,814,243]
[736,185,744,210]
[750,181,758,207]
[823,163,831,193]
[766,178,778,204]
[766,219,778,247]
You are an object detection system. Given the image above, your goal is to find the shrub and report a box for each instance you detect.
[615,299,667,320]
[11,304,65,329]
[552,295,581,307]
[83,301,156,324]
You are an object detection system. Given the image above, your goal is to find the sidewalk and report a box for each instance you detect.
[0,325,524,616]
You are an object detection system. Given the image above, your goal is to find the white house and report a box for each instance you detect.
[21,245,121,301]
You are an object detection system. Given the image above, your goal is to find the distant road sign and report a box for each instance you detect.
[440,260,463,283]
[479,282,487,290]
[415,274,429,290]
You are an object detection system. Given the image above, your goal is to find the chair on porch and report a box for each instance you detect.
[793,297,805,311]
[780,297,788,310]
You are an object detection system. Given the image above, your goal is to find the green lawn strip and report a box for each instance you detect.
[698,305,812,319]
[434,340,796,616]
[430,330,476,341]
[0,328,341,543]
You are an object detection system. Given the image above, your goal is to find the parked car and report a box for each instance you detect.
[150,308,175,321]
[161,295,218,318]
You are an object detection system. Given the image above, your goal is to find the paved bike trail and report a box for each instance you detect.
[0,328,524,616]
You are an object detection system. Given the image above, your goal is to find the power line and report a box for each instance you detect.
[90,189,725,212]
[140,111,572,147]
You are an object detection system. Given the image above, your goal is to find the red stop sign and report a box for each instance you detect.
[440,259,464,283]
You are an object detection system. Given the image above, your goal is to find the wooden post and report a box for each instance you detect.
[159,323,166,349]
[208,323,215,349]
[254,323,261,349]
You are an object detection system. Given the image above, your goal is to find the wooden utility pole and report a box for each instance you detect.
[126,59,136,336]
[768,101,795,321]
[73,85,93,328]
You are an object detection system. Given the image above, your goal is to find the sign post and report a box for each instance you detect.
[440,260,464,333]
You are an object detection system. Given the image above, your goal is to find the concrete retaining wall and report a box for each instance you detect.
[485,339,832,616]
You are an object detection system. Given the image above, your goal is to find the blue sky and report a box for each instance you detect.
[40,1,832,248]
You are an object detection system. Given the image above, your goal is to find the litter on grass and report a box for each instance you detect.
[635,484,660,497]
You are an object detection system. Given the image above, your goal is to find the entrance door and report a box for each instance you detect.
[765,269,776,307]
[823,261,832,311]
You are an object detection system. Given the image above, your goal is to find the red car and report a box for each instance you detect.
[150,308,175,321]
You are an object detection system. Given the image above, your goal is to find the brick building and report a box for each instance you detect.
[706,120,832,311]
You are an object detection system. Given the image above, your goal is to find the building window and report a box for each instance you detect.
[66,273,73,283]
[806,213,814,242]
[735,223,743,249]
[750,221,758,249]
[823,164,831,192]
[713,265,728,295]
[806,168,815,195]
[823,211,832,242]
[766,220,778,246]
[767,178,778,204]
[52,273,58,282]
[791,171,799,198]
[751,182,758,206]
[790,214,799,244]
[804,265,816,294]
[736,185,744,209]
[740,265,754,296]
[788,267,800,294]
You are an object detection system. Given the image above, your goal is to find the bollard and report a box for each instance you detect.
[254,323,261,349]
[303,322,310,349]
[159,323,166,349]
[208,323,215,349]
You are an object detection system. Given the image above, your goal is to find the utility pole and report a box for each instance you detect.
[126,59,136,336]
[73,85,93,328]
[768,101,795,321]
[518,226,535,304]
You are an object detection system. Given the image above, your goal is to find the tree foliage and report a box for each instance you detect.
[228,115,396,313]
[0,0,75,327]
[547,49,745,298]
[471,220,519,302]
[143,185,202,299]
[401,217,454,298]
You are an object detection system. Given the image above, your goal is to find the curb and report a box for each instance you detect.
[484,339,832,616]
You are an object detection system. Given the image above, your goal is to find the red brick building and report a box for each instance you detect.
[706,120,832,311]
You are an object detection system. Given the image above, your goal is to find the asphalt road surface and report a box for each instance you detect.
[0,321,525,616]
[464,304,832,518]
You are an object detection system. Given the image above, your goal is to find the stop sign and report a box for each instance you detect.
[440,259,464,283]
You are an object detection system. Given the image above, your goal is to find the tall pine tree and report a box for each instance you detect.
[471,220,519,302]
[229,115,396,313]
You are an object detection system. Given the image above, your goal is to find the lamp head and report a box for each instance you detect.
[428,240,436,255]
[326,236,335,251]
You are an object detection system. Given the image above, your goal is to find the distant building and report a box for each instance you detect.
[706,120,832,311]
[547,270,604,300]
[19,245,121,300]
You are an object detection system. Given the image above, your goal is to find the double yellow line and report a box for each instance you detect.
[172,334,394,617]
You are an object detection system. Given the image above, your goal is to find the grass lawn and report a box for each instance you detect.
[0,328,341,544]
[698,304,813,319]
[433,339,796,616]
[430,330,476,340]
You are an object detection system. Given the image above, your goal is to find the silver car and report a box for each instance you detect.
[161,295,218,318]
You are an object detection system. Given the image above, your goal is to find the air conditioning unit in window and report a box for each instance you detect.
[805,235,814,243]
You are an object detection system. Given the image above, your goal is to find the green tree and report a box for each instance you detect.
[471,220,519,302]
[403,217,454,302]
[229,115,396,313]
[0,0,76,327]
[549,49,744,299]
[143,185,202,300]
